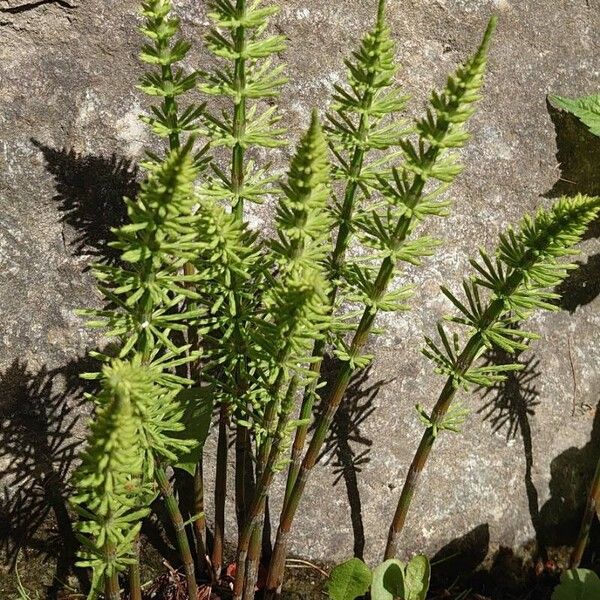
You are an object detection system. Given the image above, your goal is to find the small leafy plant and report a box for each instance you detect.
[552,569,600,600]
[64,1,600,599]
[326,555,430,600]
[550,93,600,137]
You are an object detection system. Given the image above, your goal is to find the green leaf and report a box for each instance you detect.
[172,387,214,475]
[371,559,405,600]
[552,569,600,600]
[404,555,431,600]
[327,558,372,600]
[550,93,600,137]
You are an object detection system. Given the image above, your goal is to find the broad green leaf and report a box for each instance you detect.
[327,558,372,600]
[550,94,600,137]
[173,387,214,475]
[371,559,405,600]
[552,569,600,600]
[404,555,431,600]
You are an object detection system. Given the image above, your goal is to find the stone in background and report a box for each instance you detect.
[0,0,599,577]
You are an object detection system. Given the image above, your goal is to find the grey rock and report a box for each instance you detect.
[0,0,599,575]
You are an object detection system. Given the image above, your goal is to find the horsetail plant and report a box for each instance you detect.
[199,0,287,576]
[74,137,206,598]
[71,361,151,600]
[384,194,600,559]
[138,2,213,579]
[232,112,333,599]
[139,0,204,153]
[265,14,497,596]
[67,1,600,598]
[283,0,410,508]
[72,355,199,600]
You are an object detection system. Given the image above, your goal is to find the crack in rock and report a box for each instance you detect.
[0,0,76,14]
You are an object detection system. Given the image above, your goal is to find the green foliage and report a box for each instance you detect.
[371,556,430,600]
[200,0,286,209]
[72,360,153,596]
[324,0,410,340]
[328,555,431,600]
[191,197,262,395]
[327,0,409,180]
[404,555,431,600]
[326,558,372,600]
[65,0,600,597]
[78,141,205,362]
[172,387,215,475]
[371,559,405,600]
[550,93,600,137]
[552,569,600,600]
[73,357,198,594]
[252,112,333,440]
[333,16,497,369]
[423,195,600,393]
[416,401,469,437]
[139,0,204,148]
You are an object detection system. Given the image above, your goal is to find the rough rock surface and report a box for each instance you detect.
[0,0,599,578]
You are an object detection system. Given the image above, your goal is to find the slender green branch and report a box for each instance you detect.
[266,17,496,595]
[156,465,198,598]
[129,544,142,600]
[571,454,600,568]
[234,381,303,600]
[384,302,509,558]
[201,0,286,576]
[283,0,407,505]
[233,112,332,599]
[212,404,229,578]
[384,195,600,558]
[231,0,247,218]
[104,554,121,600]
[194,460,211,576]
[242,518,264,600]
[210,0,247,567]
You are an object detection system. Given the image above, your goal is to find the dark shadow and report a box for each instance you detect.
[538,398,600,556]
[32,140,138,266]
[545,98,600,200]
[430,529,561,600]
[316,357,389,560]
[141,498,182,569]
[430,523,490,589]
[0,0,76,13]
[0,356,95,597]
[546,98,600,312]
[478,350,545,558]
[556,253,600,313]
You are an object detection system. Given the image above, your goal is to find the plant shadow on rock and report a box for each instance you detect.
[0,143,149,597]
[479,350,545,558]
[25,141,186,586]
[428,345,599,599]
[429,350,546,598]
[537,400,600,562]
[315,356,389,560]
[32,139,138,267]
[0,0,76,15]
[0,356,95,598]
[546,99,600,312]
[542,98,600,564]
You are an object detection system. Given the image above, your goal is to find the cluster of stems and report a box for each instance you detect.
[68,1,600,599]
